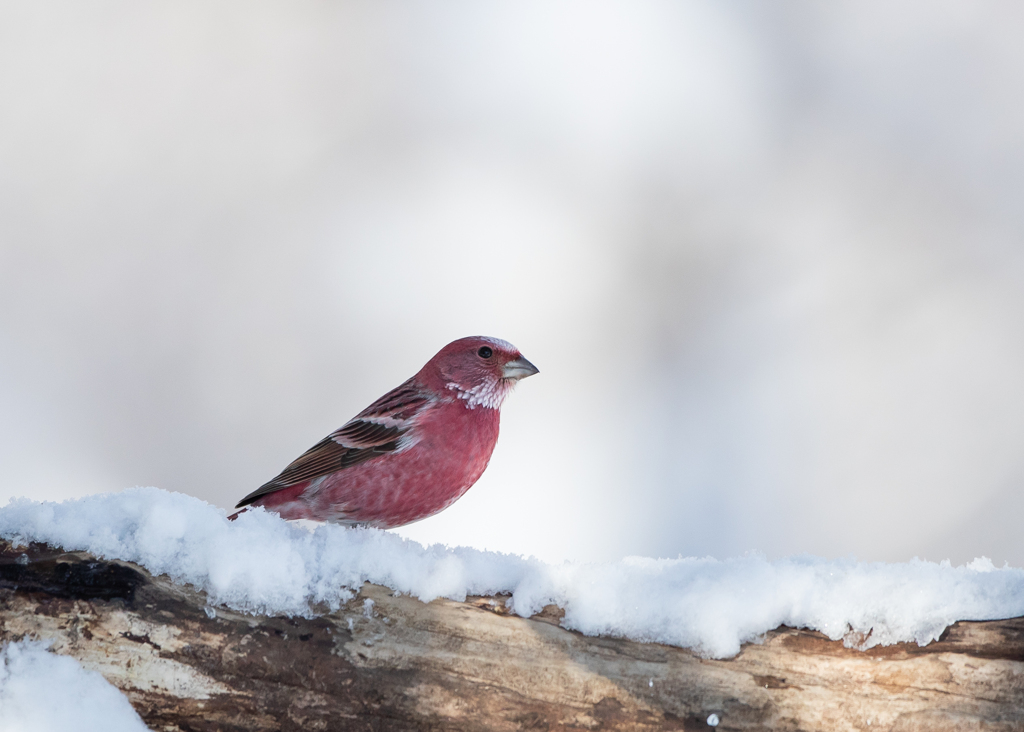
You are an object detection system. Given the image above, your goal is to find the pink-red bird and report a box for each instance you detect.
[232,336,538,527]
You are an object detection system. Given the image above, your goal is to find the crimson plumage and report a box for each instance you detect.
[231,336,538,527]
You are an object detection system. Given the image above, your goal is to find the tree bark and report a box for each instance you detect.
[2,540,1023,731]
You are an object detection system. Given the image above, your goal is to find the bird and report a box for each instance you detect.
[230,336,538,528]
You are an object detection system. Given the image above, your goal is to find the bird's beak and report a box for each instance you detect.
[502,355,539,381]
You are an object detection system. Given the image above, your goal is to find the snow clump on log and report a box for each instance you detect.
[2,487,1024,659]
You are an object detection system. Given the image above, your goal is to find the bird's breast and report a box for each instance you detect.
[411,400,501,481]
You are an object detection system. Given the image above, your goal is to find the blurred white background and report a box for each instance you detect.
[2,0,1023,565]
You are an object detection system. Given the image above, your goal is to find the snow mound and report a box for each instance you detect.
[0,641,148,732]
[2,487,1023,659]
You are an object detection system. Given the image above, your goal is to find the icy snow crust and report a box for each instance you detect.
[3,487,1024,659]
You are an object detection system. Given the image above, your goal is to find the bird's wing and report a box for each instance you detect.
[234,379,434,509]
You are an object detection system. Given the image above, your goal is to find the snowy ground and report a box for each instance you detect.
[0,640,148,732]
[3,487,1023,662]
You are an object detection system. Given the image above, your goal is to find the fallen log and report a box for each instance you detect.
[1,540,1023,731]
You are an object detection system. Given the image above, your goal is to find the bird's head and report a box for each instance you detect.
[418,336,539,410]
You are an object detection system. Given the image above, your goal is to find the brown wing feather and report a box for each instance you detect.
[356,378,432,420]
[334,420,403,445]
[234,380,434,509]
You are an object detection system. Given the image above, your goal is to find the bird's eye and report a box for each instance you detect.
[478,346,493,359]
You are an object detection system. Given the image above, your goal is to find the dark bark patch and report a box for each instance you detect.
[0,553,145,602]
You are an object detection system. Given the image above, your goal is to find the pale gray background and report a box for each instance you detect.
[2,1,1023,565]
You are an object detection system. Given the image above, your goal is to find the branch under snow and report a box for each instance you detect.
[2,538,1024,731]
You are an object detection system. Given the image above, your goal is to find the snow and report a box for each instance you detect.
[0,641,148,732]
[2,487,1024,659]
